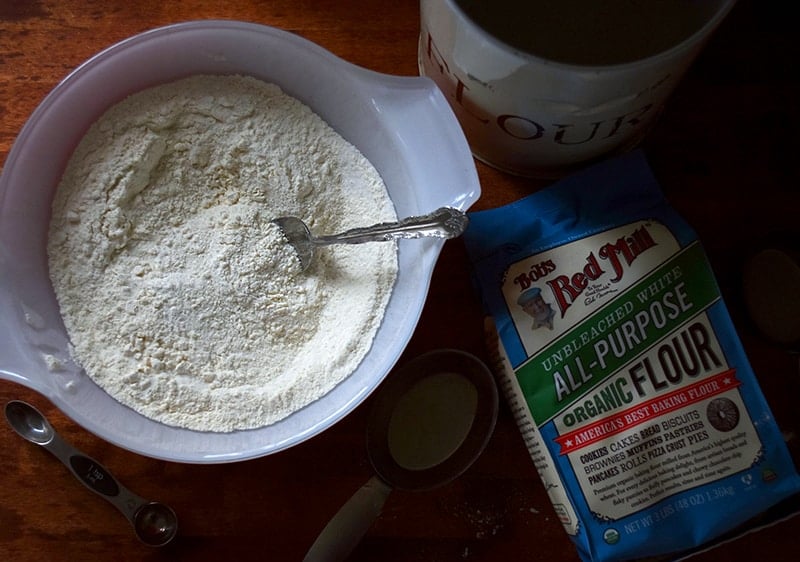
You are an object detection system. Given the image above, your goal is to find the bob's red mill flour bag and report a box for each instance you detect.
[463,151,800,561]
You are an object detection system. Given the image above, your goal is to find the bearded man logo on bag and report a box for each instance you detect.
[517,286,556,331]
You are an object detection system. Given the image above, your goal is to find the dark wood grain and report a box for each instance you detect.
[2,1,798,560]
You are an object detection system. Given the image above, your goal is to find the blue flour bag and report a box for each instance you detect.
[464,151,800,561]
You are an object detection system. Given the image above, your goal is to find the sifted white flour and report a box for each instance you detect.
[48,75,398,432]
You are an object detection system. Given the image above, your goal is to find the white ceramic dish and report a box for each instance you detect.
[0,21,480,463]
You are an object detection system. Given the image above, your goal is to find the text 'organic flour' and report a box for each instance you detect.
[48,75,398,432]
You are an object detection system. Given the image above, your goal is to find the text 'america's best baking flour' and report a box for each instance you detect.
[48,75,398,432]
[463,151,800,561]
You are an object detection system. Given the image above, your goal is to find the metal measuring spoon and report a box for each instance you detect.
[4,400,178,547]
[742,245,800,351]
[741,242,800,451]
[273,206,469,271]
[304,349,499,562]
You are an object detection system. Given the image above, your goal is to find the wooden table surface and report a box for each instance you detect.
[1,1,798,560]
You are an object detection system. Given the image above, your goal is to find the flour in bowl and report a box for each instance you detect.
[48,75,398,432]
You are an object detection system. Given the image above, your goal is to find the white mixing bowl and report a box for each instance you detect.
[0,21,480,463]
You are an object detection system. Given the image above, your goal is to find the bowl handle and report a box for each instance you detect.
[0,245,42,393]
[349,70,481,213]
